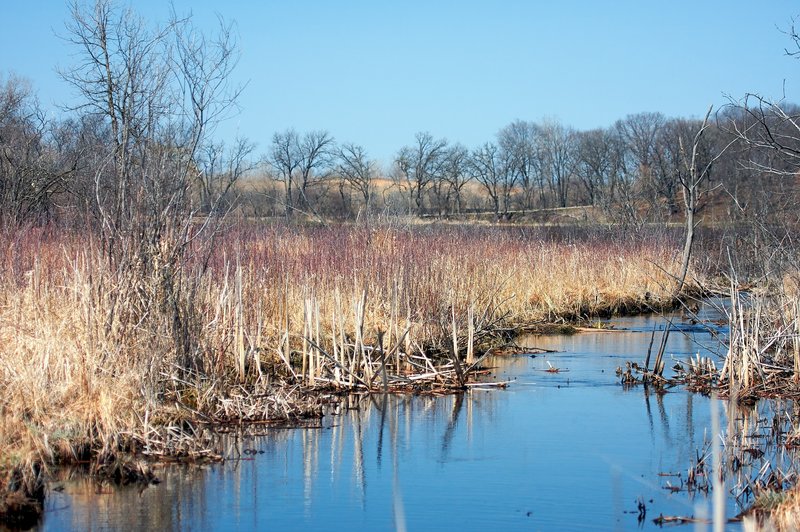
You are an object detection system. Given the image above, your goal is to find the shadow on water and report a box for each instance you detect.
[38,302,796,531]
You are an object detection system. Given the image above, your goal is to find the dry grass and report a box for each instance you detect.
[0,222,695,511]
[767,488,800,532]
[718,275,800,399]
[744,487,800,531]
[210,223,687,330]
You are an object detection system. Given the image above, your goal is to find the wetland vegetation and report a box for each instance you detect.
[3,1,800,529]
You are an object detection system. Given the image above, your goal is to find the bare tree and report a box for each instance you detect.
[62,1,170,244]
[429,171,451,216]
[574,128,615,207]
[733,96,800,175]
[442,143,471,215]
[197,136,256,214]
[470,142,515,220]
[675,106,732,292]
[616,112,665,171]
[539,119,576,208]
[268,129,333,218]
[613,112,667,217]
[336,142,374,214]
[394,132,447,215]
[0,74,72,225]
[652,120,688,216]
[296,130,335,212]
[268,128,301,217]
[498,120,542,210]
[61,0,244,370]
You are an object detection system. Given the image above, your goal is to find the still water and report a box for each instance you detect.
[41,307,775,531]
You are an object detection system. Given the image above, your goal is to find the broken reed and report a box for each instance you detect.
[700,258,800,400]
[0,223,691,474]
[200,223,691,385]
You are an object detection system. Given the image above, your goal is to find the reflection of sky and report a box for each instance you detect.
[43,308,786,531]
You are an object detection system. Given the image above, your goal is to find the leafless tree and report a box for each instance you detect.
[498,120,542,210]
[613,112,667,218]
[336,142,374,214]
[394,132,447,215]
[539,119,576,208]
[0,75,72,225]
[442,143,471,215]
[268,128,333,218]
[62,1,170,243]
[675,106,731,292]
[297,130,335,211]
[651,120,686,216]
[616,112,665,171]
[469,142,515,220]
[60,0,244,370]
[574,128,615,207]
[429,167,453,217]
[719,102,800,226]
[197,136,256,214]
[268,128,301,217]
[733,96,800,175]
[603,125,644,226]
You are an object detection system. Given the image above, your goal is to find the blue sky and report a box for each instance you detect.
[2,1,799,164]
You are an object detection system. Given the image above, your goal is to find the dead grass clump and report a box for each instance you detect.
[718,282,800,399]
[745,487,800,531]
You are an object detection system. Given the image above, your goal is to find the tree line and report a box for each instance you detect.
[257,107,800,225]
[5,68,799,227]
[2,3,800,229]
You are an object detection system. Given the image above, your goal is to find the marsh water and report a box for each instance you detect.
[39,303,789,531]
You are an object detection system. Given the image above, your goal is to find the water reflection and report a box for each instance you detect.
[42,309,786,531]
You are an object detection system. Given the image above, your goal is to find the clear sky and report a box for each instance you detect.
[2,1,799,164]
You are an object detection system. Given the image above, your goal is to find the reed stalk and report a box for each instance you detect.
[0,222,699,515]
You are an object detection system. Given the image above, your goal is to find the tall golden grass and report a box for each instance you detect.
[0,222,694,490]
[718,271,800,398]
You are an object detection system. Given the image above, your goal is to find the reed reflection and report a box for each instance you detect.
[43,309,760,531]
